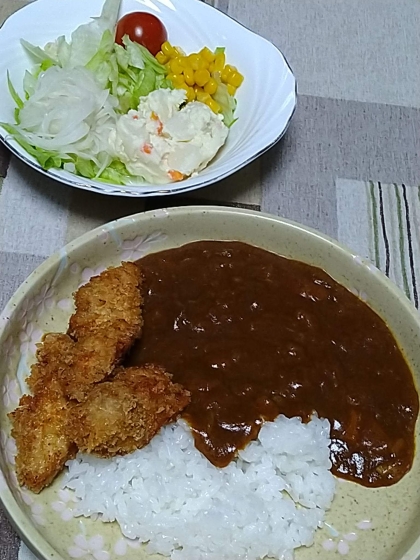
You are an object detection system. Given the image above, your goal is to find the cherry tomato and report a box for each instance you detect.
[115,12,168,56]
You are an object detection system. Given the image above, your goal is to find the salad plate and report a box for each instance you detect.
[0,0,296,197]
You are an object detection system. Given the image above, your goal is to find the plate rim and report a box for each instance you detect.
[1,205,420,560]
[0,0,297,198]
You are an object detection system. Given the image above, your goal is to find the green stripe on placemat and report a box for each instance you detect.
[337,179,420,309]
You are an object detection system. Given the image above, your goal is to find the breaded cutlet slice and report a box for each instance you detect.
[61,335,131,402]
[68,262,143,357]
[27,333,125,402]
[68,365,191,457]
[8,379,76,493]
[28,263,143,401]
[27,333,76,394]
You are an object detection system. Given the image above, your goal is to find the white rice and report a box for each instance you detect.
[63,415,335,560]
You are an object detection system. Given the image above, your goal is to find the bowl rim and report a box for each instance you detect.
[1,205,420,560]
[0,0,297,198]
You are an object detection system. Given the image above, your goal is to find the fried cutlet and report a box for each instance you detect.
[9,262,180,493]
[8,379,76,493]
[68,261,143,355]
[28,263,144,401]
[27,333,75,394]
[67,365,191,457]
[62,335,131,401]
[27,332,127,401]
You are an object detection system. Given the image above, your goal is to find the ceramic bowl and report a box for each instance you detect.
[0,206,419,560]
[0,0,296,197]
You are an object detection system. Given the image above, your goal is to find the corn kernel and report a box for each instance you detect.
[188,54,202,70]
[206,98,221,113]
[221,65,234,83]
[156,51,168,64]
[194,69,210,87]
[186,86,196,102]
[174,46,186,57]
[213,52,225,72]
[197,56,209,70]
[200,47,215,63]
[204,78,218,95]
[183,67,195,86]
[168,73,185,87]
[178,83,195,102]
[161,41,176,58]
[221,69,230,83]
[227,83,237,96]
[170,57,184,75]
[173,45,244,105]
[176,83,190,97]
[196,90,211,104]
[228,71,244,88]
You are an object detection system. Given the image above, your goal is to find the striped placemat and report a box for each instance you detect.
[337,180,420,308]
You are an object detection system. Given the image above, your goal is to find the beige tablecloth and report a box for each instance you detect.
[0,0,420,558]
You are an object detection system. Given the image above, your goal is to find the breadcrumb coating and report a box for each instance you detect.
[68,365,190,457]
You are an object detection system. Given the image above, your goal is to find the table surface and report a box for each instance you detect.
[0,0,420,558]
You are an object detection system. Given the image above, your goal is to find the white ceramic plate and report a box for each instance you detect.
[0,206,420,560]
[0,0,296,197]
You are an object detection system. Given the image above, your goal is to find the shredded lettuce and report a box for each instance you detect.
[70,155,145,185]
[85,30,117,88]
[85,33,171,113]
[19,0,120,71]
[20,39,56,66]
[1,121,140,184]
[1,123,68,168]
[74,158,140,185]
[7,72,24,109]
[213,82,237,127]
[47,0,121,68]
[6,72,24,123]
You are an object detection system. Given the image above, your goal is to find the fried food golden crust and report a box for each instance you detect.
[27,333,123,402]
[27,263,144,401]
[27,333,76,394]
[56,335,129,402]
[68,262,143,359]
[62,335,126,401]
[8,379,76,494]
[9,263,150,492]
[68,365,191,457]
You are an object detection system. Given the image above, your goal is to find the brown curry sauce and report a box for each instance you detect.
[127,241,419,487]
